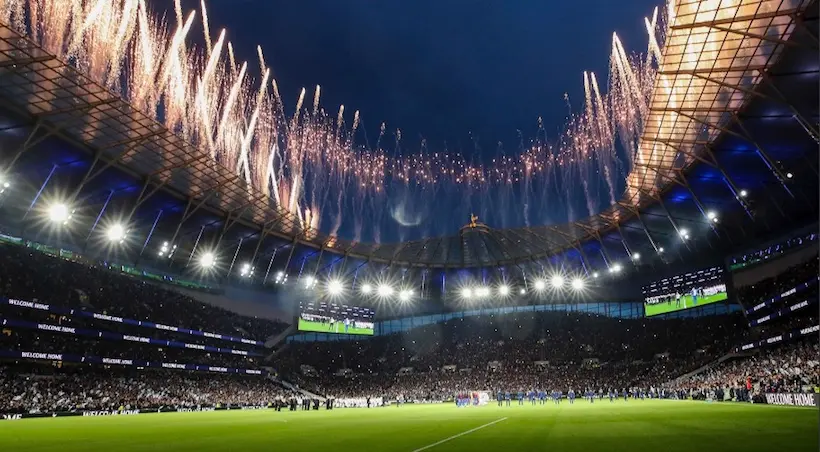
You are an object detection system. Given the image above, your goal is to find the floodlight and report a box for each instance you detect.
[534,279,546,291]
[679,228,690,240]
[739,189,748,198]
[361,283,373,294]
[610,263,622,274]
[461,288,473,299]
[498,285,510,296]
[476,287,490,298]
[399,289,413,302]
[303,275,316,288]
[658,247,664,254]
[199,252,216,268]
[519,288,526,295]
[327,279,344,295]
[377,284,394,298]
[106,223,127,243]
[786,172,793,179]
[240,263,253,277]
[632,252,640,261]
[707,211,717,221]
[550,275,564,289]
[571,278,584,290]
[0,178,8,194]
[592,272,599,278]
[47,202,72,224]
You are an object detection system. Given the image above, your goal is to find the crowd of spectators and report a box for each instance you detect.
[735,256,818,311]
[0,244,288,341]
[672,339,819,400]
[0,364,292,413]
[279,311,748,400]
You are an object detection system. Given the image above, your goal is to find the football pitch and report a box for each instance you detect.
[645,292,728,317]
[1,401,817,452]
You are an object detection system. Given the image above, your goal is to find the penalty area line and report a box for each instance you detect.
[410,417,508,452]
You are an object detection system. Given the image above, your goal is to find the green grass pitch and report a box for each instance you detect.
[298,318,374,335]
[2,400,817,452]
[644,292,729,317]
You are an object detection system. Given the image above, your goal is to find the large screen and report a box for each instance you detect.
[643,265,729,317]
[298,301,375,335]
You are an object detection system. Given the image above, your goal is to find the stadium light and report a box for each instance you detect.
[498,285,510,296]
[550,274,564,289]
[631,252,640,261]
[476,287,490,298]
[327,279,344,296]
[571,278,584,290]
[105,223,127,243]
[239,263,253,277]
[303,275,316,288]
[377,284,394,298]
[199,251,216,269]
[739,189,748,198]
[158,241,177,258]
[519,288,526,295]
[0,177,8,194]
[360,283,373,295]
[399,289,413,302]
[609,263,622,274]
[707,211,718,222]
[786,172,793,179]
[533,279,546,291]
[592,272,599,278]
[658,247,664,254]
[47,202,73,224]
[679,228,690,241]
[461,287,473,299]
[274,271,287,284]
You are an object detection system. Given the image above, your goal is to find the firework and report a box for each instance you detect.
[2,0,670,243]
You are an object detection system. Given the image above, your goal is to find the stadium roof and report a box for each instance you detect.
[0,0,817,282]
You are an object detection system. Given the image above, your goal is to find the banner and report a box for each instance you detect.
[745,277,819,314]
[737,324,819,351]
[0,349,267,376]
[748,297,818,326]
[0,297,264,346]
[762,393,819,407]
[2,405,275,420]
[0,317,260,357]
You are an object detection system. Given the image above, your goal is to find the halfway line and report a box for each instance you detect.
[411,417,509,452]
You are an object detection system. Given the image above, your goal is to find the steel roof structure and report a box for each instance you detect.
[0,0,817,285]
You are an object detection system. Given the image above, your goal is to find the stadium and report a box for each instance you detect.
[0,0,818,450]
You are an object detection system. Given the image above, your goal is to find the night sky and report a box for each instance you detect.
[175,0,660,242]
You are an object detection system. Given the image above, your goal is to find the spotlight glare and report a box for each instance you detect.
[658,247,664,254]
[399,289,412,302]
[461,288,473,299]
[550,275,564,288]
[377,284,394,298]
[534,279,546,291]
[631,252,640,261]
[786,172,793,179]
[519,288,526,295]
[592,272,599,278]
[610,263,622,274]
[327,279,343,295]
[739,189,748,198]
[303,275,316,288]
[707,211,717,221]
[106,223,127,243]
[199,252,216,269]
[476,287,490,298]
[571,278,584,290]
[361,283,373,294]
[498,285,510,296]
[47,202,72,224]
[679,228,689,240]
[240,263,253,277]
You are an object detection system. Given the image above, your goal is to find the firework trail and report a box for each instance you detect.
[2,0,669,242]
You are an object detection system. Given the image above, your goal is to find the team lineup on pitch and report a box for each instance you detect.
[2,402,816,452]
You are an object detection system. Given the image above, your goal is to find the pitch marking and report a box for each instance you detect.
[411,417,508,452]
